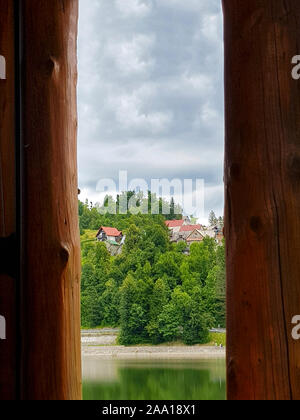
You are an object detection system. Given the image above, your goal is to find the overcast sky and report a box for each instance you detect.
[77,0,224,222]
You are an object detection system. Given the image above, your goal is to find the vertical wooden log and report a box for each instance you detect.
[224,0,300,400]
[21,0,81,400]
[0,0,16,400]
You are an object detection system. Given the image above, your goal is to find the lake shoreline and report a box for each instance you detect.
[82,330,226,400]
[82,344,225,360]
[81,329,226,360]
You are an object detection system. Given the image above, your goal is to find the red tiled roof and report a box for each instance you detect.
[97,226,122,237]
[165,220,184,228]
[180,224,202,232]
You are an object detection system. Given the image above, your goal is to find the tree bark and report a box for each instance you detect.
[0,0,16,400]
[21,0,81,400]
[224,0,300,400]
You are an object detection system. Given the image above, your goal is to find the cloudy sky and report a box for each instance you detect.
[77,0,224,223]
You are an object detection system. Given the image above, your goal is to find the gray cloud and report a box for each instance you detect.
[78,0,224,220]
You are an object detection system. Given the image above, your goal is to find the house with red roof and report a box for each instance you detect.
[96,226,123,244]
[165,219,184,233]
[171,226,204,244]
[167,220,223,250]
[179,224,203,233]
[186,229,205,244]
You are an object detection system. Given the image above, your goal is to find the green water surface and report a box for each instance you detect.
[83,358,226,401]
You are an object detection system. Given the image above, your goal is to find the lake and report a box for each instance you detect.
[82,358,226,401]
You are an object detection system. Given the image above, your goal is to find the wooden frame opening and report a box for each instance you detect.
[0,0,300,400]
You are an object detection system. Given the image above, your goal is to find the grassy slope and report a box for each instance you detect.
[80,229,98,245]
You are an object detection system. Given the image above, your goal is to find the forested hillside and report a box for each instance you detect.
[79,194,225,345]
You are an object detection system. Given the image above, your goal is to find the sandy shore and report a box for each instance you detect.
[82,345,225,360]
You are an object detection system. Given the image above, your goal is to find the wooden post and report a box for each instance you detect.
[21,0,81,400]
[224,0,300,400]
[0,0,16,400]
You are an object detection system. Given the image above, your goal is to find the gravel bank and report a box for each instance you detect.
[82,345,225,360]
[81,330,225,360]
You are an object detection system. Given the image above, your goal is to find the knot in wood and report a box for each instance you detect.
[59,244,70,265]
[250,216,263,235]
[44,57,59,77]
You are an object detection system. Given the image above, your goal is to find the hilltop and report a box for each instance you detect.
[79,195,225,346]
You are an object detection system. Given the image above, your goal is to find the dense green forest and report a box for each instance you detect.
[79,193,226,345]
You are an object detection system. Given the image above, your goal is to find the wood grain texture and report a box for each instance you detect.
[21,0,81,400]
[224,0,300,400]
[0,0,16,400]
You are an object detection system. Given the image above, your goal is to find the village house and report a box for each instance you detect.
[186,229,205,244]
[96,226,125,256]
[166,219,224,248]
[205,225,224,244]
[173,225,204,244]
[165,219,184,233]
[180,224,203,234]
[96,226,123,244]
[164,216,191,233]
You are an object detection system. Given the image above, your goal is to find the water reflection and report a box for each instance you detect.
[83,358,226,401]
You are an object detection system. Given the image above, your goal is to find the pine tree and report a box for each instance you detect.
[209,210,218,226]
[170,197,175,220]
